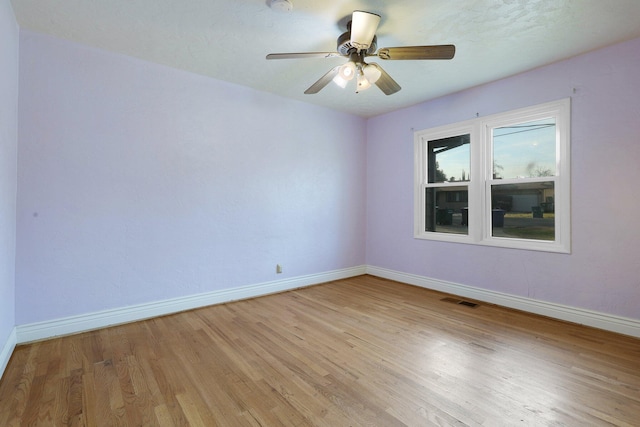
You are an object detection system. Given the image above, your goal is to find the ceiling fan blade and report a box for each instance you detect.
[369,63,401,95]
[377,45,456,60]
[350,11,381,50]
[304,66,341,94]
[266,52,343,60]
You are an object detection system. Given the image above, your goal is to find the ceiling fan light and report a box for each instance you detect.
[362,64,381,84]
[356,70,372,93]
[338,61,356,81]
[350,11,381,50]
[332,74,348,88]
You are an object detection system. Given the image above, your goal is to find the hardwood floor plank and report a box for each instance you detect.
[82,369,98,427]
[66,368,85,426]
[1,275,640,426]
[153,403,176,427]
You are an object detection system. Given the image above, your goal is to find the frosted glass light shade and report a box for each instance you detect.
[363,64,381,84]
[338,62,356,80]
[356,74,371,92]
[350,11,381,50]
[332,74,348,88]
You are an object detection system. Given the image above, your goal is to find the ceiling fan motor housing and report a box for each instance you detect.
[337,31,377,56]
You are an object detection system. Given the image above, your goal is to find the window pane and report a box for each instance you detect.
[491,181,555,241]
[425,186,469,235]
[493,119,556,179]
[427,134,470,183]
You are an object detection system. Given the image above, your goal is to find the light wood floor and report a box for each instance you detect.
[1,275,639,426]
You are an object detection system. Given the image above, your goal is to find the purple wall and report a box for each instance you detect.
[12,27,640,327]
[16,31,366,324]
[0,2,18,351]
[366,37,640,320]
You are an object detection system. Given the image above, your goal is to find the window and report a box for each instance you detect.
[414,98,570,253]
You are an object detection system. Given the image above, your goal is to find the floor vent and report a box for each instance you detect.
[441,297,479,308]
[458,300,479,308]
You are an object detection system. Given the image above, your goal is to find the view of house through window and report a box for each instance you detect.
[490,118,557,241]
[490,182,555,240]
[425,134,470,234]
[414,98,570,253]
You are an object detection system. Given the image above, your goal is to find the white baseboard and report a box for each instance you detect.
[0,327,17,380]
[16,265,366,344]
[366,265,640,339]
[14,263,639,345]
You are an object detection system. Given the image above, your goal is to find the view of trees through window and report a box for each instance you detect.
[492,118,556,180]
[428,134,470,183]
[490,118,557,241]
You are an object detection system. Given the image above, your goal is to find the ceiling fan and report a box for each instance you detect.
[266,10,455,95]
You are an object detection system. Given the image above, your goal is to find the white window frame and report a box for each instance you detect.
[414,98,571,253]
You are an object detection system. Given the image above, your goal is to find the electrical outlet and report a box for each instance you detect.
[276,264,282,274]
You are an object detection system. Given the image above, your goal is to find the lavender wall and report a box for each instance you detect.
[16,31,366,324]
[366,37,640,320]
[0,1,18,353]
[12,27,640,329]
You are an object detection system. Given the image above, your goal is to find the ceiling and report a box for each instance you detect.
[10,0,640,118]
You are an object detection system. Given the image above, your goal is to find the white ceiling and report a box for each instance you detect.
[10,0,640,118]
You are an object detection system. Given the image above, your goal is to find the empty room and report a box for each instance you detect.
[1,1,639,425]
